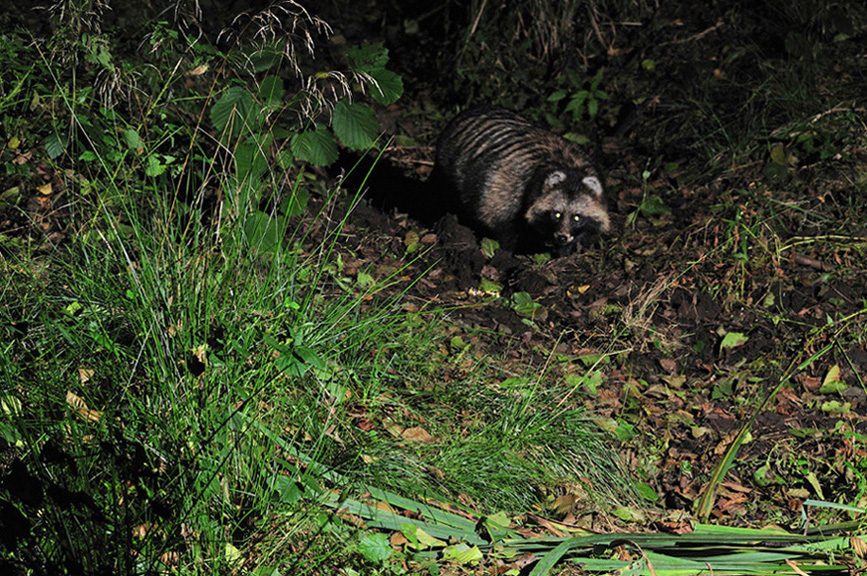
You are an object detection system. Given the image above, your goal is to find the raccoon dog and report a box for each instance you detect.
[434,107,610,256]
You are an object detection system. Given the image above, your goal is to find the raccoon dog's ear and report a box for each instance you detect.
[545,170,567,187]
[582,176,603,197]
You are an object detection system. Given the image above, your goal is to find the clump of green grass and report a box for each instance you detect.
[0,9,638,576]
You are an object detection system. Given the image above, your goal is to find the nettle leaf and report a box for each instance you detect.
[290,126,338,166]
[367,68,403,105]
[332,100,379,150]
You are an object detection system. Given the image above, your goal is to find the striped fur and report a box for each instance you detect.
[434,107,610,256]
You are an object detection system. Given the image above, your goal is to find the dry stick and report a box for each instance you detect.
[468,0,488,38]
[787,250,835,272]
[660,21,725,46]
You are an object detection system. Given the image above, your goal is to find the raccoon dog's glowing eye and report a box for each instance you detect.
[573,215,581,223]
[554,212,562,219]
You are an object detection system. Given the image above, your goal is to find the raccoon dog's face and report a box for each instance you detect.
[524,169,610,256]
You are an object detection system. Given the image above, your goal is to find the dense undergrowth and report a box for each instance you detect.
[2,1,867,575]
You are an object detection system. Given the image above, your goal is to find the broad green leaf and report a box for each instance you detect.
[819,364,846,393]
[244,211,283,254]
[270,475,304,504]
[512,291,544,319]
[479,278,502,294]
[442,543,482,565]
[290,126,338,166]
[146,155,166,177]
[635,482,659,502]
[275,149,294,170]
[258,75,283,110]
[234,135,271,182]
[481,237,499,258]
[613,505,647,522]
[332,100,379,150]
[280,188,308,218]
[345,43,389,72]
[415,528,446,549]
[720,331,748,350]
[357,533,391,563]
[211,86,256,140]
[122,128,143,150]
[400,525,446,550]
[547,89,567,102]
[293,345,325,370]
[367,68,403,105]
[638,194,671,216]
[225,542,243,565]
[44,131,67,159]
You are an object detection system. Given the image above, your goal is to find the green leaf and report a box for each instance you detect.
[332,100,379,150]
[638,195,671,216]
[290,126,338,166]
[819,379,847,394]
[512,291,544,319]
[275,149,294,170]
[294,345,326,370]
[400,525,446,550]
[770,143,788,165]
[44,131,67,159]
[479,278,502,294]
[562,132,590,145]
[613,505,647,522]
[357,533,391,563]
[399,523,420,548]
[271,475,304,504]
[145,155,167,177]
[720,331,749,350]
[367,68,403,105]
[244,211,283,254]
[486,511,511,529]
[235,135,272,181]
[415,528,446,549]
[547,89,567,102]
[345,43,389,73]
[211,86,257,140]
[480,237,499,258]
[122,128,143,150]
[442,543,482,565]
[819,364,846,394]
[280,188,309,218]
[635,482,659,502]
[258,75,284,110]
[225,542,243,566]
